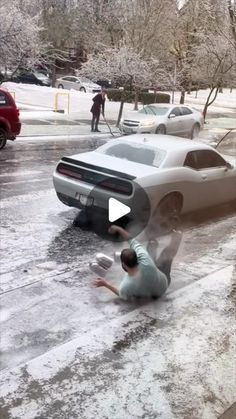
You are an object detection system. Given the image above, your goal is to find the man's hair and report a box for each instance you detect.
[120,249,138,268]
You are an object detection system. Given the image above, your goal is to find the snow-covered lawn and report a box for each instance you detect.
[2,82,236,123]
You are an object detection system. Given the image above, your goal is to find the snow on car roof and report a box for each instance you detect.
[115,134,211,152]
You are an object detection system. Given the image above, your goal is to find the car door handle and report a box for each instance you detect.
[201,174,207,180]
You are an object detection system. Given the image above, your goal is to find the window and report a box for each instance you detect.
[184,152,198,169]
[170,107,181,117]
[99,143,166,167]
[181,107,193,115]
[139,106,156,115]
[63,77,73,81]
[196,150,226,168]
[148,106,169,116]
[0,93,7,106]
[184,150,226,170]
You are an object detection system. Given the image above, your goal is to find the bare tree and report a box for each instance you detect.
[78,44,170,124]
[193,34,236,119]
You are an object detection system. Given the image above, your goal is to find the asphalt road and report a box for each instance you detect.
[0,137,235,373]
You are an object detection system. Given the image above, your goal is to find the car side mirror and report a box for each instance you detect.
[169,113,176,119]
[225,161,233,170]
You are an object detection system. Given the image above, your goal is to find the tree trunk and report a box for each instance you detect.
[134,91,139,110]
[51,63,57,87]
[180,90,185,104]
[203,86,219,120]
[195,90,198,98]
[116,100,124,127]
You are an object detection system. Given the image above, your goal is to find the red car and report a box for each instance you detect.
[0,88,21,150]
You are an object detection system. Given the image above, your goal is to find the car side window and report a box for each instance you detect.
[184,151,198,169]
[63,77,72,81]
[170,107,181,117]
[0,92,8,106]
[196,150,227,169]
[181,107,193,115]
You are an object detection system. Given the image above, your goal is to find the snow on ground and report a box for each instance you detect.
[2,82,236,123]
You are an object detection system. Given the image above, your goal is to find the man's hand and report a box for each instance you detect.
[93,278,107,288]
[93,277,119,296]
[109,225,131,241]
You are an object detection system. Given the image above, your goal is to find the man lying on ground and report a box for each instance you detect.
[93,225,182,300]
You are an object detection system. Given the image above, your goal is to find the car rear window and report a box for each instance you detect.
[0,92,8,106]
[99,142,166,167]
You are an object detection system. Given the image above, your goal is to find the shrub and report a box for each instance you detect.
[107,89,170,104]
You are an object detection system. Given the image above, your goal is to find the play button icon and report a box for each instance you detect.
[74,176,151,242]
[108,198,131,222]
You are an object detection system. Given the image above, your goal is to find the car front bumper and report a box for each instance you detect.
[120,124,156,134]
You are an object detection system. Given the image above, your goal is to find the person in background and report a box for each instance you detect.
[93,225,182,300]
[90,90,106,132]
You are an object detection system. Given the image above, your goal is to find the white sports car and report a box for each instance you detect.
[53,133,236,226]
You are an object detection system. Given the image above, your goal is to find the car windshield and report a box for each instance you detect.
[34,72,48,80]
[98,142,166,167]
[216,130,236,157]
[139,106,169,116]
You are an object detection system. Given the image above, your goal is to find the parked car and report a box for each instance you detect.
[8,70,51,86]
[55,76,101,93]
[120,104,204,139]
[94,79,113,89]
[0,88,21,150]
[53,134,236,228]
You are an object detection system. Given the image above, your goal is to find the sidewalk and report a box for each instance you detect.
[0,264,235,419]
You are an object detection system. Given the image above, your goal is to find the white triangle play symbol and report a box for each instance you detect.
[108,198,131,223]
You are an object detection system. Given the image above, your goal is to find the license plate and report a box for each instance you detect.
[76,193,94,206]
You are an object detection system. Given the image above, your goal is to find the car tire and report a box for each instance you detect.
[155,124,166,134]
[150,193,183,235]
[80,87,86,92]
[58,84,64,89]
[191,123,200,139]
[0,127,7,150]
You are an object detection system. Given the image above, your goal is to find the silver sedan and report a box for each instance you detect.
[120,104,204,139]
[55,76,101,93]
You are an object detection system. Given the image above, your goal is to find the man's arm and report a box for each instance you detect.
[108,225,131,241]
[102,99,105,116]
[94,278,119,296]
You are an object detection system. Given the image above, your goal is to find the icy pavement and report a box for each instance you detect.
[0,264,235,419]
[1,135,235,418]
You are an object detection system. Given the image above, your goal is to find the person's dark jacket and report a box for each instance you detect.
[90,93,105,116]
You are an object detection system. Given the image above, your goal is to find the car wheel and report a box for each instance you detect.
[151,193,183,235]
[80,87,86,92]
[155,124,166,134]
[191,123,200,139]
[0,128,7,150]
[58,84,64,89]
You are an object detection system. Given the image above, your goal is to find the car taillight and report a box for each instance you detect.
[99,179,132,195]
[57,164,82,180]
